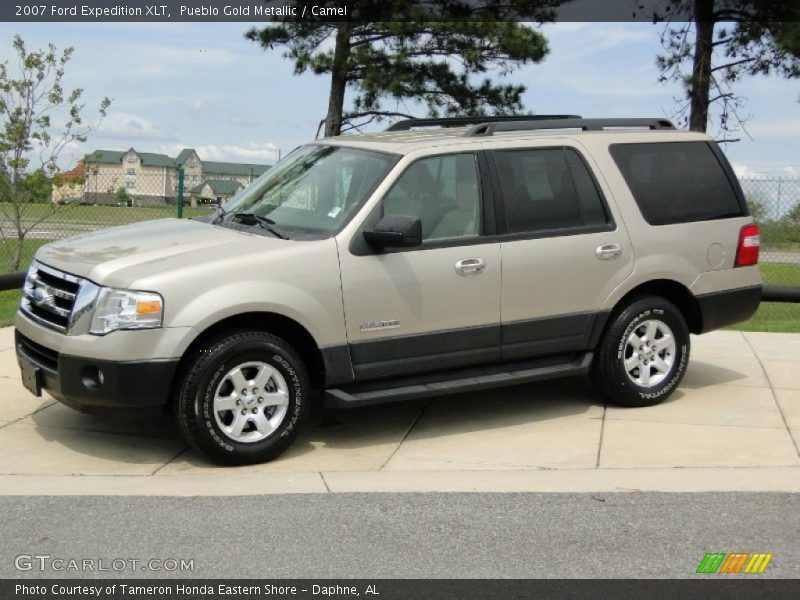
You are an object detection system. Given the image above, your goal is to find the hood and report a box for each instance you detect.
[35,218,287,288]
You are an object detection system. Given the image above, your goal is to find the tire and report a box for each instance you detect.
[174,330,311,465]
[591,296,690,407]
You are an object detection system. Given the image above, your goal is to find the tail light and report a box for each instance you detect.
[735,223,759,267]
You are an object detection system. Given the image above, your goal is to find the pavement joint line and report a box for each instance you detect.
[379,453,596,470]
[742,331,800,459]
[378,398,432,471]
[2,464,800,477]
[0,399,56,431]
[150,446,191,476]
[3,466,800,495]
[595,398,607,468]
[319,472,331,493]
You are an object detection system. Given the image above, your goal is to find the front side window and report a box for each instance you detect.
[382,153,481,241]
[494,147,610,235]
[223,145,396,234]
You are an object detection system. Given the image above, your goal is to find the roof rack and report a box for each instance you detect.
[385,115,581,132]
[465,118,675,137]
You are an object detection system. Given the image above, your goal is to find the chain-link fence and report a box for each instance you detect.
[739,176,800,332]
[1,171,798,330]
[0,167,252,273]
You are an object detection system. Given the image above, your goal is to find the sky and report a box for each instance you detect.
[0,20,798,177]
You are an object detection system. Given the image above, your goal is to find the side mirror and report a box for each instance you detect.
[363,215,422,248]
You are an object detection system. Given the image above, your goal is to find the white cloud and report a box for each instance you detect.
[96,112,174,142]
[732,162,758,178]
[228,115,259,127]
[745,118,800,139]
[191,142,279,164]
[182,98,215,111]
[123,44,236,78]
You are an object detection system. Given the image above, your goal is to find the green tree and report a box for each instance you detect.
[0,35,110,270]
[246,2,557,137]
[651,0,800,135]
[786,202,800,227]
[747,197,768,222]
[115,186,131,204]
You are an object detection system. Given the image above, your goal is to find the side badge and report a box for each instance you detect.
[360,319,400,332]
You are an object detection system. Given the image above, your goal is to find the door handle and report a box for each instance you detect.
[596,243,622,260]
[455,258,486,276]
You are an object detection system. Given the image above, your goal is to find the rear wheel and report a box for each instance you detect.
[591,297,689,407]
[174,331,311,465]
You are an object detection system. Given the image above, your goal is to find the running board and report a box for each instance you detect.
[324,352,594,408]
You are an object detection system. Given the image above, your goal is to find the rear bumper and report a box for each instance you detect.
[696,285,762,333]
[15,330,178,414]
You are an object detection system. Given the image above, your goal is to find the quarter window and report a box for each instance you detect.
[382,153,481,241]
[494,148,610,234]
[610,141,745,225]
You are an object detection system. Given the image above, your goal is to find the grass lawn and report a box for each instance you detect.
[758,262,800,287]
[728,263,800,333]
[0,289,19,328]
[0,202,211,224]
[728,302,800,333]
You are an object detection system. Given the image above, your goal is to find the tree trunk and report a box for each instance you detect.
[324,24,352,138]
[689,0,716,132]
[12,234,24,272]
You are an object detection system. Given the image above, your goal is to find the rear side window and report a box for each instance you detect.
[494,147,610,234]
[610,141,745,225]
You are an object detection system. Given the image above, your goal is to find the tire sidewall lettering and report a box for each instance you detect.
[197,345,303,452]
[614,306,687,399]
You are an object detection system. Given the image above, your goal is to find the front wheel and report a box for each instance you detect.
[174,331,311,465]
[591,297,690,407]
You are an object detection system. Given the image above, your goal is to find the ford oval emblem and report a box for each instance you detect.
[32,287,51,306]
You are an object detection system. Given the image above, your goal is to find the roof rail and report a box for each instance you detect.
[385,115,581,132]
[465,118,676,137]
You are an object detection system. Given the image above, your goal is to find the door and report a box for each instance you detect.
[490,146,634,360]
[338,152,502,381]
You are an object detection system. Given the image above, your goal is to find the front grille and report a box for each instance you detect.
[21,262,84,333]
[16,332,59,373]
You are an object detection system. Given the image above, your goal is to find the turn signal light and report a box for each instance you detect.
[136,300,162,314]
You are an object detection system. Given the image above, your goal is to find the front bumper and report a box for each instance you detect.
[15,330,178,413]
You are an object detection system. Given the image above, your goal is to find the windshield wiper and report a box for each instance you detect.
[232,212,289,240]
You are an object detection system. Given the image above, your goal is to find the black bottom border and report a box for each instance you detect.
[3,579,799,600]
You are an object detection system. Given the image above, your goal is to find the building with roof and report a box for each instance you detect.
[79,147,270,206]
[51,160,86,204]
[188,179,244,204]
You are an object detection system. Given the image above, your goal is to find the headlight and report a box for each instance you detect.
[90,288,164,335]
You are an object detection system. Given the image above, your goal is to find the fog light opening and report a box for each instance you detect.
[79,366,104,391]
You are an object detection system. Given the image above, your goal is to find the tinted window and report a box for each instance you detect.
[382,153,481,241]
[494,148,610,234]
[610,141,745,225]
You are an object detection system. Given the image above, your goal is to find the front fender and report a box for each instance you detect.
[166,279,346,349]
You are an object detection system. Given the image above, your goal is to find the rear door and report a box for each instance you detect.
[489,144,634,360]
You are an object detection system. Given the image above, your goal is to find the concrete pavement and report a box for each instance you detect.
[0,327,799,494]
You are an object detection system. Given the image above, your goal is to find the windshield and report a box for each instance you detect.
[221,144,396,234]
